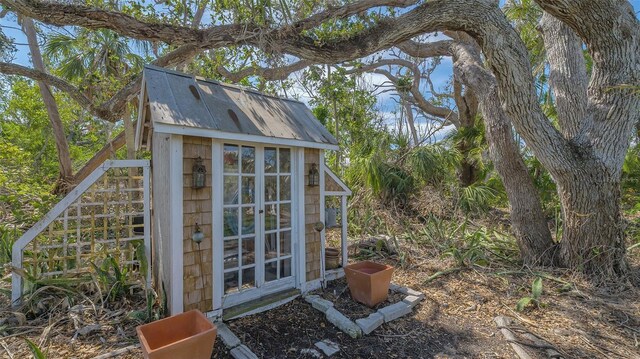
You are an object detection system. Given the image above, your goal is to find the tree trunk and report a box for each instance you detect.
[451,37,556,266]
[539,13,588,140]
[402,96,419,146]
[481,95,557,265]
[556,163,627,280]
[23,17,74,193]
[327,65,341,170]
[72,131,125,185]
[123,106,136,160]
[453,78,480,187]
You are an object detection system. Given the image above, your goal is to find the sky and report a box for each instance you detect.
[1,0,639,140]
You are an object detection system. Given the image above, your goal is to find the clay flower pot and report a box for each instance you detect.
[136,309,217,359]
[325,248,341,269]
[344,261,394,307]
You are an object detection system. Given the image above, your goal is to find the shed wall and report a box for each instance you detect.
[182,136,213,312]
[151,132,171,304]
[305,148,321,281]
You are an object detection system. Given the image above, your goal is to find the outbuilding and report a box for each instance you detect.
[135,65,351,318]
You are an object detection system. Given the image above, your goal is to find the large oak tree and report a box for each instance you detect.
[1,0,638,280]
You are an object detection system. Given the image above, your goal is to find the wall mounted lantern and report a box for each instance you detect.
[192,223,204,244]
[308,163,319,187]
[192,156,206,189]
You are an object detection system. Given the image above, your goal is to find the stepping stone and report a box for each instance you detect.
[356,312,384,335]
[216,322,241,348]
[230,344,258,359]
[315,339,340,356]
[378,301,412,322]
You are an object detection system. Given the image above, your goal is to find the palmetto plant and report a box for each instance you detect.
[516,277,544,312]
[44,29,145,98]
[91,255,132,302]
[408,144,459,185]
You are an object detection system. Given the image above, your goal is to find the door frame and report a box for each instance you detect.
[211,140,303,310]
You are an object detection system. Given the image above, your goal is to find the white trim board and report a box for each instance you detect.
[323,165,352,196]
[153,123,339,151]
[169,135,184,314]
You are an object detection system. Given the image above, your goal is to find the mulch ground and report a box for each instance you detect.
[227,296,511,358]
[2,255,640,358]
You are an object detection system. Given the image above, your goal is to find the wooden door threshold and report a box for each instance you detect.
[222,288,301,321]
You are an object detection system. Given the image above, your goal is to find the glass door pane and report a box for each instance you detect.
[223,144,257,294]
[263,147,294,283]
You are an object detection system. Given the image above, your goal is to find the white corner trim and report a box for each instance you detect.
[319,151,326,286]
[169,135,184,315]
[303,279,323,293]
[296,148,306,290]
[212,141,224,311]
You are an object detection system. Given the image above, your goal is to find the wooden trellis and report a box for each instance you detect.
[11,160,151,305]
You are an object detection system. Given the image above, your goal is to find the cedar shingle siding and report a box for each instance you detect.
[305,148,321,281]
[182,136,213,312]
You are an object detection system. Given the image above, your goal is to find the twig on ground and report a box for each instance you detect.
[423,267,461,284]
[374,329,416,338]
[0,339,14,359]
[92,344,140,359]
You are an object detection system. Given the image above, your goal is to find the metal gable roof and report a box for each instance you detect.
[142,65,338,147]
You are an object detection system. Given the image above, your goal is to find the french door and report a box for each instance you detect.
[217,143,295,307]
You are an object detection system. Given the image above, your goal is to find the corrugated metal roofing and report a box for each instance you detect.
[142,65,338,147]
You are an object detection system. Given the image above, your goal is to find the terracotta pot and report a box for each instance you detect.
[136,309,217,359]
[344,261,394,308]
[325,248,340,269]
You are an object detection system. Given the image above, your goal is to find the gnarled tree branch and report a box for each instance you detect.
[216,59,313,83]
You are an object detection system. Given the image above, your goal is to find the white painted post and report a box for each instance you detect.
[319,151,326,287]
[169,135,184,315]
[143,164,152,289]
[295,148,306,290]
[341,195,348,268]
[211,141,224,311]
[10,251,22,306]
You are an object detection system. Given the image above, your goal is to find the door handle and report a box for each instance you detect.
[259,209,264,214]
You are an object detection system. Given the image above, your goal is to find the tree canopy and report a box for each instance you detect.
[1,0,639,282]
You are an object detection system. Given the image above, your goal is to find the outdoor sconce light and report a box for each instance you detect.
[192,156,206,189]
[308,163,319,187]
[192,223,204,244]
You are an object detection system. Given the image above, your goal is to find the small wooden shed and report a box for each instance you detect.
[135,66,351,318]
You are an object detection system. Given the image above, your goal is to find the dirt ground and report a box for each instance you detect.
[2,257,640,358]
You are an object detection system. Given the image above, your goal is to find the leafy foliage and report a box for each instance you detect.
[516,277,544,312]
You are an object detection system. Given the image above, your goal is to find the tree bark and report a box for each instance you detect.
[539,12,588,140]
[402,97,419,145]
[453,77,480,187]
[556,165,627,279]
[23,17,74,193]
[451,37,556,266]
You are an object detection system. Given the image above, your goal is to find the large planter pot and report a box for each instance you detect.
[136,309,217,359]
[344,261,394,308]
